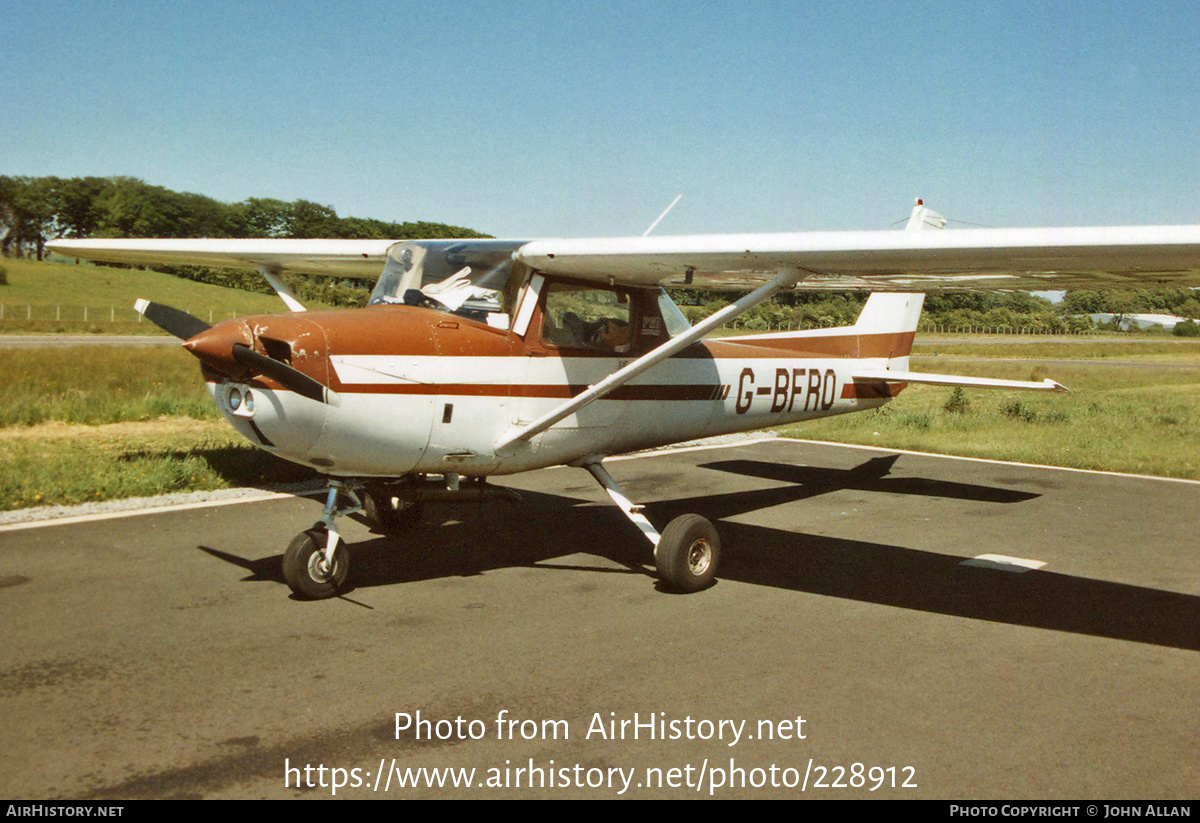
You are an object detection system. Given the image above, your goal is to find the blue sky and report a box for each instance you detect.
[4,1,1199,238]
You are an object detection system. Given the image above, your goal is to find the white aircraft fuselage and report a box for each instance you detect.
[197,295,909,479]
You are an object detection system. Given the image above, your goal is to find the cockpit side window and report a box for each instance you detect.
[541,283,633,354]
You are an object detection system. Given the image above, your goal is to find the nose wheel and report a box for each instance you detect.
[282,480,362,600]
[282,528,348,599]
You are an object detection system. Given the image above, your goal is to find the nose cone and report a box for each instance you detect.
[183,320,254,377]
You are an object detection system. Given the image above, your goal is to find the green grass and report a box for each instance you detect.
[913,337,1200,362]
[0,423,318,509]
[0,346,215,426]
[784,359,1200,479]
[0,258,316,333]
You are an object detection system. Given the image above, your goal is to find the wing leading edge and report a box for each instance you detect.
[45,238,397,278]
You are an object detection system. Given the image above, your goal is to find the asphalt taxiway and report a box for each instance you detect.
[0,438,1196,799]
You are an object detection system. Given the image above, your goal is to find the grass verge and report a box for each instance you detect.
[783,359,1200,479]
[0,419,318,510]
[0,346,215,426]
[0,257,321,334]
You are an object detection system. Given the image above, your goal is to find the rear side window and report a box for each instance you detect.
[541,284,632,354]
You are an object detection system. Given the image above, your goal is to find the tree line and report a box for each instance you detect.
[0,175,490,305]
[672,286,1200,335]
[0,175,487,261]
[2,175,1197,328]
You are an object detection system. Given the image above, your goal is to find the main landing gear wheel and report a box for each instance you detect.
[282,529,348,600]
[655,514,720,593]
[363,489,423,535]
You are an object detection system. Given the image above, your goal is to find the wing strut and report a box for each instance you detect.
[494,267,807,452]
[257,265,307,312]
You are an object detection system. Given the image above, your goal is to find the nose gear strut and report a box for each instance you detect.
[282,480,363,600]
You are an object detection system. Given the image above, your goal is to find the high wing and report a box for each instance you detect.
[45,238,397,278]
[514,225,1200,291]
[47,223,1200,291]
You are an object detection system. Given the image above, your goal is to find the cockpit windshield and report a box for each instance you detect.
[370,239,526,327]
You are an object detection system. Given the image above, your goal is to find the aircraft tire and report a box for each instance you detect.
[363,490,424,535]
[282,529,348,600]
[655,514,720,593]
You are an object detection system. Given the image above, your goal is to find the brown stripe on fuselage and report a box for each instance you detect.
[205,376,727,402]
[425,383,724,401]
[318,305,510,357]
[289,306,914,361]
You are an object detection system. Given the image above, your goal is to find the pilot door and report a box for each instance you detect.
[513,278,633,439]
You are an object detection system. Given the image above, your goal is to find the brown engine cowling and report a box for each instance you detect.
[184,314,333,393]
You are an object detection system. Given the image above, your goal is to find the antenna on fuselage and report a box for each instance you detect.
[642,194,683,236]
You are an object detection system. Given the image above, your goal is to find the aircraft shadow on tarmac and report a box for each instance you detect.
[199,453,1200,652]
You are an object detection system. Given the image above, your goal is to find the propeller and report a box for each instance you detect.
[134,298,211,340]
[231,343,339,405]
[135,298,339,406]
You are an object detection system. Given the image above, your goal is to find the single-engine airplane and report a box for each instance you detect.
[46,201,1200,599]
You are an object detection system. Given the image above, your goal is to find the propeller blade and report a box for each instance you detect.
[134,299,212,341]
[231,343,339,406]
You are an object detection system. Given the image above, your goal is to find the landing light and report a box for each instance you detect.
[224,384,256,418]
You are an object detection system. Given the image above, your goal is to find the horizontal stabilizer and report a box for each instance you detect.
[852,369,1069,393]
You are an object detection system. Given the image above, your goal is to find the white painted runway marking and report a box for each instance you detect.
[961,554,1047,573]
[783,438,1200,486]
[0,489,321,533]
